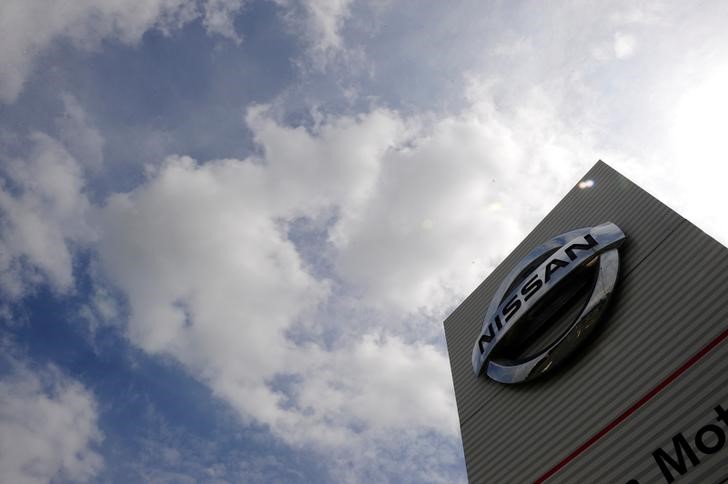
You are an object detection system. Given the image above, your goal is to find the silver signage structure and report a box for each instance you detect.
[444,161,728,483]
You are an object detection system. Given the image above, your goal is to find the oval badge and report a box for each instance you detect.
[472,222,626,383]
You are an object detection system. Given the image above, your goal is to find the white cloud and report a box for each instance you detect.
[614,32,637,59]
[292,333,458,438]
[93,109,464,479]
[274,0,354,64]
[330,81,595,315]
[247,99,535,318]
[0,0,251,103]
[244,104,404,215]
[57,94,105,171]
[203,0,248,43]
[92,84,598,482]
[0,357,103,484]
[0,132,94,298]
[0,0,190,103]
[669,66,728,245]
[0,0,358,103]
[96,154,330,417]
[301,0,353,53]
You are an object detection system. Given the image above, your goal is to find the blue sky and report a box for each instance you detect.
[2,1,728,483]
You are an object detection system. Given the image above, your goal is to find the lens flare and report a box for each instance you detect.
[578,179,595,189]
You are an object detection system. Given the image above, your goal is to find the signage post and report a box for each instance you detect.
[444,161,728,483]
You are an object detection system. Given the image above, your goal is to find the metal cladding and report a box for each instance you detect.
[443,161,728,483]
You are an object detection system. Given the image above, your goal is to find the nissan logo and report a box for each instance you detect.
[472,222,626,383]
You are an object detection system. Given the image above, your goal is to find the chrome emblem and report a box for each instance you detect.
[472,222,626,383]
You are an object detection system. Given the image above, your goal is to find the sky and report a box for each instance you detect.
[2,1,728,483]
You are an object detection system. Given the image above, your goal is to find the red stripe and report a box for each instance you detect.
[534,326,728,484]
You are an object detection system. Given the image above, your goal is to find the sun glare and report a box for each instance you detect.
[672,67,728,241]
[578,179,595,189]
[674,68,728,168]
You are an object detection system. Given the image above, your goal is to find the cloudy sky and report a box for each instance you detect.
[2,1,728,482]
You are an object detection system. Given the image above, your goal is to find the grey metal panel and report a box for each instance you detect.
[443,161,728,483]
[560,341,728,483]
